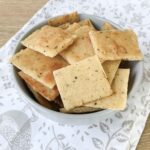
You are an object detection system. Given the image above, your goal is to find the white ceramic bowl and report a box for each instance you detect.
[11,14,143,125]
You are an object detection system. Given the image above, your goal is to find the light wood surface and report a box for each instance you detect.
[0,0,149,149]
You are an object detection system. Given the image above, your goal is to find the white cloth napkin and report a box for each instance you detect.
[0,0,150,150]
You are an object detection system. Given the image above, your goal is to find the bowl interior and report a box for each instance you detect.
[12,14,143,123]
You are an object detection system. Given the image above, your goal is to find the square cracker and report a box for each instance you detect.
[64,19,95,34]
[60,25,95,64]
[85,69,130,110]
[27,84,59,110]
[60,107,101,113]
[18,71,59,101]
[10,48,68,89]
[89,30,143,62]
[102,60,121,84]
[21,25,76,57]
[64,19,94,34]
[101,22,115,31]
[78,19,95,29]
[65,23,81,34]
[53,55,112,110]
[59,19,95,30]
[48,11,79,26]
[101,22,120,83]
[59,23,71,29]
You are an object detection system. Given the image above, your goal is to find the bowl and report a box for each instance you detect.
[11,14,143,125]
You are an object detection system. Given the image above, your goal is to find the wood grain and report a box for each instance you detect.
[0,0,149,149]
[0,0,47,46]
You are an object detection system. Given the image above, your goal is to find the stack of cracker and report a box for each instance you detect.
[10,12,143,113]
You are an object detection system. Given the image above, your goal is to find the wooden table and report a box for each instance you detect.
[0,0,149,149]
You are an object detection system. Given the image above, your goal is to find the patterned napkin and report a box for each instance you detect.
[0,0,150,150]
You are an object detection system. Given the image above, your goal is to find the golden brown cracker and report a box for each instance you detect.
[89,30,143,61]
[85,69,130,110]
[60,107,101,113]
[48,11,79,26]
[61,25,95,64]
[54,56,112,110]
[10,48,68,89]
[27,84,59,110]
[102,60,121,84]
[101,22,115,30]
[18,71,59,101]
[22,25,76,57]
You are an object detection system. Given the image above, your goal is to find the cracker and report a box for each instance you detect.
[53,55,112,110]
[73,25,94,37]
[64,19,95,33]
[89,30,143,61]
[78,19,95,29]
[22,25,76,57]
[27,84,58,110]
[18,71,59,101]
[10,48,68,89]
[59,23,71,29]
[101,22,115,30]
[65,19,95,34]
[60,107,101,113]
[60,25,95,64]
[59,19,95,30]
[85,69,130,110]
[48,11,80,26]
[102,60,121,84]
[65,23,81,33]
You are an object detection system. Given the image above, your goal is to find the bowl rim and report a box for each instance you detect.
[10,13,143,122]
